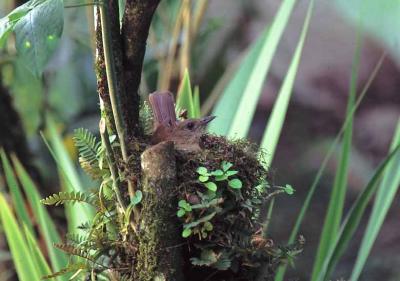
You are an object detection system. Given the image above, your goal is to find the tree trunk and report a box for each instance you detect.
[136,141,184,281]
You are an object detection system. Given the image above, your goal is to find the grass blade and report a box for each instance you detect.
[11,155,68,274]
[226,0,298,138]
[0,194,41,281]
[176,69,195,118]
[260,0,314,167]
[350,120,400,281]
[23,224,53,279]
[0,150,34,234]
[44,115,93,230]
[209,0,299,137]
[316,144,400,281]
[208,27,268,135]
[193,85,201,118]
[310,29,362,281]
[274,53,386,281]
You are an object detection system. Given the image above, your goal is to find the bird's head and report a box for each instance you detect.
[176,116,216,133]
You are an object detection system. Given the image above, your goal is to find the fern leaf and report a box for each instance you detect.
[53,243,96,261]
[41,191,94,206]
[73,128,103,179]
[42,262,87,280]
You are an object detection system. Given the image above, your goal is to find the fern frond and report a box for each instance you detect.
[41,191,94,206]
[54,243,96,261]
[73,128,104,179]
[42,262,87,280]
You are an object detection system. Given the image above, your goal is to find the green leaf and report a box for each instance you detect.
[43,115,93,231]
[260,0,314,167]
[0,194,41,281]
[0,2,32,48]
[204,182,217,192]
[182,228,192,238]
[41,191,94,206]
[215,175,228,181]
[274,52,386,281]
[176,69,195,118]
[315,144,400,281]
[193,85,201,118]
[204,221,213,231]
[311,28,360,281]
[178,199,188,208]
[131,190,143,205]
[225,170,238,176]
[196,166,208,175]
[14,0,64,77]
[350,121,400,281]
[284,184,295,195]
[0,150,34,235]
[23,224,53,278]
[221,161,233,171]
[11,156,68,274]
[209,0,298,137]
[228,179,242,189]
[210,169,224,176]
[198,175,209,182]
[177,209,186,218]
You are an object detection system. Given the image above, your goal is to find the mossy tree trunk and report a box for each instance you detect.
[94,0,186,279]
[136,141,184,281]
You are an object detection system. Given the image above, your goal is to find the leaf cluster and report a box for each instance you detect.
[41,128,140,280]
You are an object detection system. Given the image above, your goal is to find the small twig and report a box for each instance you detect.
[100,119,139,233]
[99,118,126,212]
[180,0,191,77]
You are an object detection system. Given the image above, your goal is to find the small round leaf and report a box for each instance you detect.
[198,175,209,182]
[177,209,186,217]
[222,161,233,171]
[204,221,213,231]
[182,228,192,238]
[178,200,187,208]
[284,184,295,195]
[211,169,224,176]
[204,182,217,192]
[228,179,242,189]
[196,167,208,175]
[131,190,143,205]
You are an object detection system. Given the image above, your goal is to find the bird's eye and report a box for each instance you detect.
[186,122,194,130]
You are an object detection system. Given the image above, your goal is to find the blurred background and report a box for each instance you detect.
[0,0,399,280]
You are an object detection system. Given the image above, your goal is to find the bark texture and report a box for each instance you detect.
[136,141,184,281]
[121,0,161,138]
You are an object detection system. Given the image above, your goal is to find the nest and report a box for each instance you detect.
[173,135,280,281]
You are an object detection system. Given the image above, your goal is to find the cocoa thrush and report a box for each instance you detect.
[149,91,215,151]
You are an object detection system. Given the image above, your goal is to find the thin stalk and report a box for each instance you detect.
[99,118,126,213]
[100,119,139,232]
[159,2,184,90]
[274,52,386,281]
[99,1,135,195]
[180,0,191,78]
[191,0,209,40]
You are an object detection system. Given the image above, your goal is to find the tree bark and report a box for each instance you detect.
[136,141,184,281]
[121,0,161,138]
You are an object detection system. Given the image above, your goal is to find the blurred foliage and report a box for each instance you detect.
[335,0,400,63]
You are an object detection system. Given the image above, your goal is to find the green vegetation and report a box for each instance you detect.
[0,0,399,280]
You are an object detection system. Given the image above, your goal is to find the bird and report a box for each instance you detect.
[148,90,215,151]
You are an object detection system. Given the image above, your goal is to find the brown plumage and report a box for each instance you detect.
[149,91,215,150]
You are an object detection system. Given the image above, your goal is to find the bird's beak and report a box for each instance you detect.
[200,115,216,125]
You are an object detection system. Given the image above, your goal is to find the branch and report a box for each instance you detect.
[121,0,161,137]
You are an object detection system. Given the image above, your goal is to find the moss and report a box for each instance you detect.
[125,134,298,281]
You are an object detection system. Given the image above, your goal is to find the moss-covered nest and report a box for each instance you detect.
[173,134,280,281]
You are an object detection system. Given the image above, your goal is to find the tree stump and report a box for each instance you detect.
[136,141,184,281]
